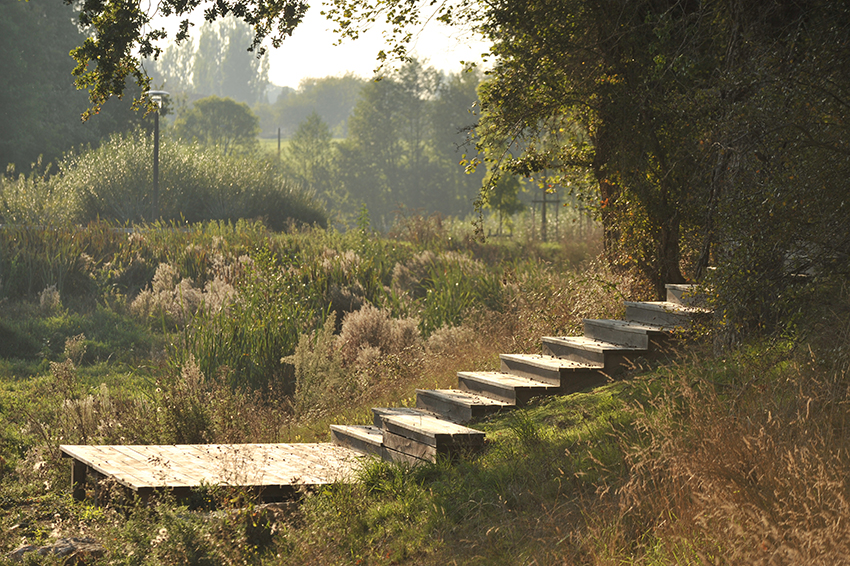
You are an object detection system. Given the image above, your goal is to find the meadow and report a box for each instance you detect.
[1,213,848,565]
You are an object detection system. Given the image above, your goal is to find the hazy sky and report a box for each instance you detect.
[267,8,491,88]
[152,6,491,89]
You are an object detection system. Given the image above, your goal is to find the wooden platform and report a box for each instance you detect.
[60,443,365,502]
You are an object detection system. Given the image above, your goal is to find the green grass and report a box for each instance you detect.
[257,137,344,157]
[2,328,849,564]
[258,137,289,157]
[1,217,846,564]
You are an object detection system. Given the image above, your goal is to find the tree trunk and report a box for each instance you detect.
[657,213,686,299]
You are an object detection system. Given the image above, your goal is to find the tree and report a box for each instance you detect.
[336,75,403,226]
[482,172,524,236]
[334,61,486,225]
[286,112,336,199]
[0,0,143,172]
[473,0,850,328]
[272,74,366,137]
[70,0,850,331]
[146,15,269,106]
[172,96,260,155]
[146,40,194,95]
[195,16,270,104]
[431,68,486,215]
[69,0,304,118]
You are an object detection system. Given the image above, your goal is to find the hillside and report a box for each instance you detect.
[1,219,848,564]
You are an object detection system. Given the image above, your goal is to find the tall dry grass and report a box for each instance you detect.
[587,317,850,564]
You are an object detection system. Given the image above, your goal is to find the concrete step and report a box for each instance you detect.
[665,284,708,307]
[330,424,384,457]
[541,335,646,370]
[416,388,511,423]
[582,318,668,349]
[624,301,709,327]
[499,353,606,392]
[457,371,559,405]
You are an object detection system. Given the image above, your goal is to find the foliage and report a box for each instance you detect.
[172,96,261,155]
[147,15,270,106]
[69,0,305,118]
[270,74,366,138]
[473,0,850,333]
[69,0,850,341]
[284,112,337,202]
[0,129,326,229]
[0,0,143,172]
[0,216,638,564]
[481,171,525,235]
[335,61,485,226]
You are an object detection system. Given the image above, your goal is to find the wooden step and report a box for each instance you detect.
[541,335,646,370]
[624,301,708,327]
[665,284,707,307]
[377,410,486,463]
[379,411,486,447]
[330,425,384,457]
[329,424,436,466]
[415,389,511,423]
[582,318,667,349]
[499,353,606,392]
[457,371,559,405]
[372,407,440,429]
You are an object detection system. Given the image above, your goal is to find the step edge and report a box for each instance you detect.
[417,388,512,407]
[583,318,669,333]
[457,371,560,389]
[541,335,648,352]
[500,353,604,370]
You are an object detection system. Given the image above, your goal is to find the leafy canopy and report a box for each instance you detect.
[172,96,260,155]
[70,0,307,118]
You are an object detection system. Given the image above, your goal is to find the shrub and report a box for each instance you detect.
[338,304,422,366]
[178,247,316,392]
[285,314,349,418]
[0,161,81,225]
[1,129,327,230]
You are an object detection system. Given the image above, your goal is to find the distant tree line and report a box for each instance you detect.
[278,61,490,227]
[146,15,270,107]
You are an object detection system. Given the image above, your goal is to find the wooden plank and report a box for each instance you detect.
[116,445,199,484]
[381,413,486,448]
[372,407,439,428]
[110,445,198,488]
[382,431,436,462]
[74,445,163,489]
[59,443,363,499]
[169,444,267,486]
[71,460,87,501]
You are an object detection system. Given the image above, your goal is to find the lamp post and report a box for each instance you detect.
[145,90,169,221]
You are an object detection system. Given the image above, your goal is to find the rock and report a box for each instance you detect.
[7,537,103,564]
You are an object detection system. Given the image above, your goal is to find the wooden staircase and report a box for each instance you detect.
[330,284,708,465]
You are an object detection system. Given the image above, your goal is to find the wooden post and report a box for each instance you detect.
[541,187,547,242]
[71,459,87,501]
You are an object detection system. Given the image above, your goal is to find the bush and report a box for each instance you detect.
[0,129,327,230]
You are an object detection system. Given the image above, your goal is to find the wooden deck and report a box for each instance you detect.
[60,443,365,502]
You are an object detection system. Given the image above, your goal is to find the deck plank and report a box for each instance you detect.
[60,443,364,497]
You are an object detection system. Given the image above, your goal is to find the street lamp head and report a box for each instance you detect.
[144,90,170,109]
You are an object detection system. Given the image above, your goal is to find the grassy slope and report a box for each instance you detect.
[1,223,848,565]
[4,332,846,565]
[283,331,850,565]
